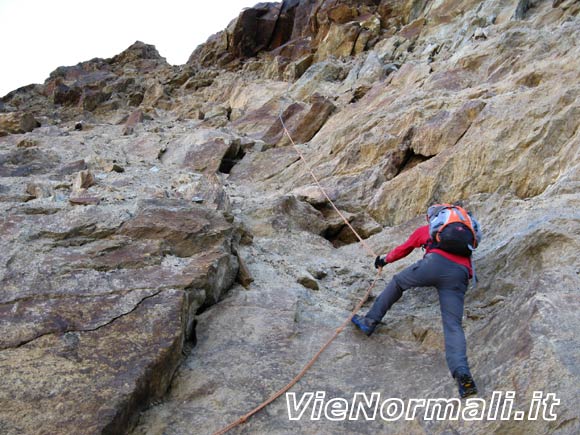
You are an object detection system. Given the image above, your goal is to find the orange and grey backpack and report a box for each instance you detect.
[427,204,481,257]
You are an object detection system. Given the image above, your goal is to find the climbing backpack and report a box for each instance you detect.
[427,204,479,257]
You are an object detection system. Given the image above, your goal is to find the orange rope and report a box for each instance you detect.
[280,116,377,258]
[209,104,382,435]
[210,270,381,435]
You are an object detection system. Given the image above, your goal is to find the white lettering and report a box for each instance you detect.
[462,398,486,421]
[286,392,313,421]
[500,391,516,420]
[528,391,543,420]
[405,398,426,421]
[311,391,325,420]
[425,398,460,421]
[487,390,502,420]
[349,392,380,421]
[542,393,560,421]
[380,398,405,421]
[324,398,349,421]
[285,390,560,422]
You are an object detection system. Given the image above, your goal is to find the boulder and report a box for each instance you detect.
[229,3,282,58]
[315,21,362,62]
[0,112,40,136]
[261,94,336,147]
[73,170,95,190]
[16,137,40,148]
[25,181,55,199]
[229,147,300,183]
[122,109,144,135]
[187,2,303,67]
[297,272,319,290]
[51,82,82,106]
[0,148,60,177]
[111,40,168,64]
[187,30,232,68]
[69,190,100,205]
[119,199,235,258]
[0,290,186,435]
[0,195,239,435]
[289,60,347,101]
[399,17,426,40]
[292,184,338,206]
[177,138,237,174]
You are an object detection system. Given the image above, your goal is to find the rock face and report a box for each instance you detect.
[0,120,240,435]
[0,112,40,136]
[1,0,580,435]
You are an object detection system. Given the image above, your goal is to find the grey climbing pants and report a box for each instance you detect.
[366,253,471,377]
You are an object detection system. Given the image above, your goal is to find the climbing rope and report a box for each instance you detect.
[209,97,383,435]
[278,113,377,259]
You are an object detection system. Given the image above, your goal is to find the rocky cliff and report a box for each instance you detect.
[1,0,579,434]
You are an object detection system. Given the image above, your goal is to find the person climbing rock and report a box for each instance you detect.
[352,203,482,398]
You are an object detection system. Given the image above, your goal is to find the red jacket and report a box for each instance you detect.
[385,225,472,276]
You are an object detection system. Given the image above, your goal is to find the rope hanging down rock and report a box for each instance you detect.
[209,101,382,435]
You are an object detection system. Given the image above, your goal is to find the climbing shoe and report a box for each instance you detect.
[351,314,378,336]
[455,372,478,398]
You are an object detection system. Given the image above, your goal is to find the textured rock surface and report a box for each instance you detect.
[0,112,40,136]
[1,0,579,434]
[0,118,240,435]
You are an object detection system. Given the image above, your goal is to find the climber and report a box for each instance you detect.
[351,202,482,399]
